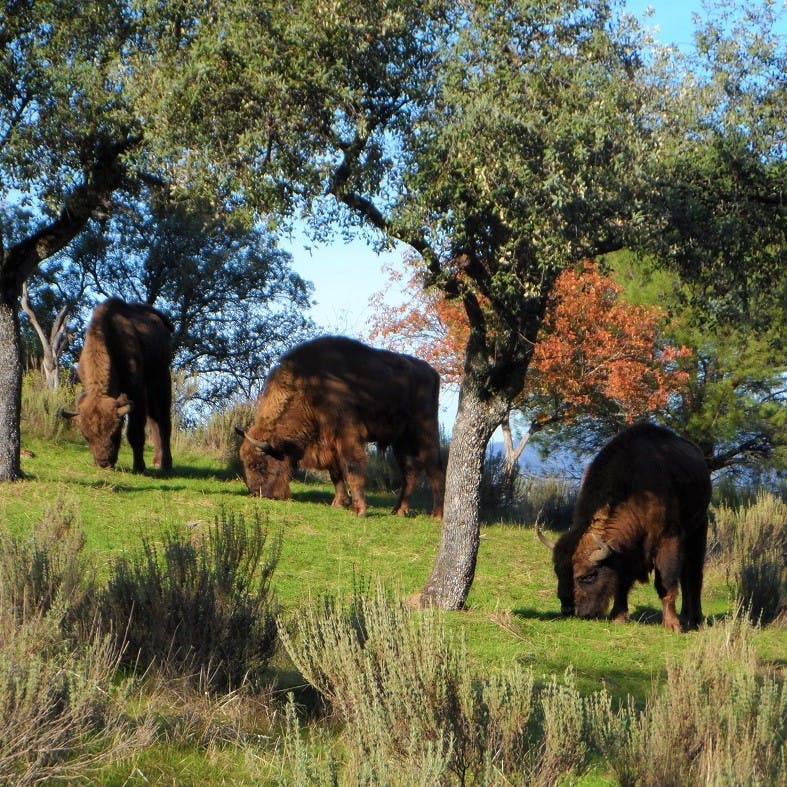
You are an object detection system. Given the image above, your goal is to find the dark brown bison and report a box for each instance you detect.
[235,336,445,518]
[538,423,711,631]
[61,298,173,473]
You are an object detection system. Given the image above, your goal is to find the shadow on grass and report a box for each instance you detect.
[513,604,678,628]
[512,607,566,623]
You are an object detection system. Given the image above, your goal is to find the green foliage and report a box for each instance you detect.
[100,510,281,692]
[610,250,787,472]
[711,491,787,624]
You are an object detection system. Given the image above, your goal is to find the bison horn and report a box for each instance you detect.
[535,520,556,550]
[234,426,281,457]
[589,533,612,563]
[59,406,79,419]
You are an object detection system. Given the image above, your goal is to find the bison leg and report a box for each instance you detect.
[425,456,445,519]
[610,576,635,623]
[328,466,351,508]
[148,417,173,472]
[126,411,147,473]
[654,539,682,631]
[339,443,368,516]
[680,514,708,629]
[391,446,421,517]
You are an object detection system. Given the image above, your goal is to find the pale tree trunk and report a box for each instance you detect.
[500,414,531,482]
[420,382,508,609]
[0,298,22,480]
[20,283,70,389]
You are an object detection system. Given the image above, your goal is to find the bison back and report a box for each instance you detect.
[574,423,710,535]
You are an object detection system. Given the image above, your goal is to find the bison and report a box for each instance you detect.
[235,336,445,518]
[61,298,173,473]
[538,423,711,631]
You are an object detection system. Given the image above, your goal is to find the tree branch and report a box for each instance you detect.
[3,134,142,294]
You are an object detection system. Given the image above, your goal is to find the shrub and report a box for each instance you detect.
[0,500,96,637]
[593,609,787,786]
[0,606,155,786]
[0,507,153,785]
[711,491,787,624]
[480,453,576,527]
[178,399,258,466]
[101,509,281,692]
[278,585,597,785]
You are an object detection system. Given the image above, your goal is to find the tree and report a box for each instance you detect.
[614,256,787,474]
[629,0,787,472]
[2,4,317,474]
[1,2,144,478]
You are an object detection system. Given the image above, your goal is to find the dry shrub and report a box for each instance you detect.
[101,509,280,693]
[593,608,787,786]
[0,506,153,785]
[181,400,258,465]
[278,585,594,785]
[20,368,79,440]
[0,499,96,637]
[711,491,787,624]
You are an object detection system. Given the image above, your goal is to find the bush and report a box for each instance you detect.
[20,369,78,440]
[101,509,281,692]
[177,399,258,467]
[0,506,153,785]
[711,491,787,625]
[480,453,576,527]
[594,609,787,786]
[0,500,96,637]
[278,585,597,785]
[0,607,155,786]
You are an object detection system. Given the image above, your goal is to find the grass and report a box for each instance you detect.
[2,428,785,783]
[7,432,782,700]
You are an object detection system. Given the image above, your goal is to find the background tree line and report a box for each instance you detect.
[2,0,784,608]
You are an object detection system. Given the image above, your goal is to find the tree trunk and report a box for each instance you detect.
[419,381,507,609]
[0,297,22,480]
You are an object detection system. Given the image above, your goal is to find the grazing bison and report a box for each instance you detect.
[538,423,711,631]
[61,298,173,473]
[235,336,445,518]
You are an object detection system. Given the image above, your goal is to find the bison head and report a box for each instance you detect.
[60,393,133,469]
[539,521,617,619]
[235,426,294,499]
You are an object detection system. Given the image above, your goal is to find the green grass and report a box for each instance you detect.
[6,429,783,711]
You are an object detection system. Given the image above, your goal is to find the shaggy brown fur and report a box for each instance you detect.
[62,298,173,473]
[547,423,711,632]
[237,336,445,518]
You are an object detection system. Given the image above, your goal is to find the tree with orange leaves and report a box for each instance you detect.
[368,258,690,473]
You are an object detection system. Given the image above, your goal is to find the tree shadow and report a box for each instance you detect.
[512,607,566,623]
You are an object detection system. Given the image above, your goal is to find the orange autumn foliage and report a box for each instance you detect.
[529,261,691,423]
[367,259,690,424]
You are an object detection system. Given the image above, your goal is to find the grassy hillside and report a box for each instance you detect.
[5,431,783,706]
